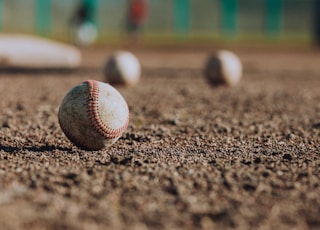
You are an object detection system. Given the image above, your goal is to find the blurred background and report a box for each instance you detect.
[0,0,318,47]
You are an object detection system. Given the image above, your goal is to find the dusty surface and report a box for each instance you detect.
[0,46,319,230]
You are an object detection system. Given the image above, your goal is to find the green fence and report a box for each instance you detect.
[0,0,315,45]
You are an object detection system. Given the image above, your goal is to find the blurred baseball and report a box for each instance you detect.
[104,51,141,87]
[204,50,242,86]
[74,21,98,46]
[58,80,129,151]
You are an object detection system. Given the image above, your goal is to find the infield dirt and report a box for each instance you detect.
[0,46,319,230]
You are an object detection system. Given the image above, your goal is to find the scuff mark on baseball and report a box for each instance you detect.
[58,80,129,151]
[204,50,242,86]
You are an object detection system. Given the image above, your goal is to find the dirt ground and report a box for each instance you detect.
[0,46,319,230]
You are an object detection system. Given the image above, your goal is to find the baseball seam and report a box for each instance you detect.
[86,80,129,139]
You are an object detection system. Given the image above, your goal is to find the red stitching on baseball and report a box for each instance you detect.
[86,80,129,139]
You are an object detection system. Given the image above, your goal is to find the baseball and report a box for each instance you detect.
[104,51,141,87]
[58,80,129,151]
[204,50,242,86]
[74,21,98,46]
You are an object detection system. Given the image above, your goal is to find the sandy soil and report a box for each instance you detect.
[0,46,319,230]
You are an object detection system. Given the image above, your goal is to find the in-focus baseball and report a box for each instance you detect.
[204,50,242,86]
[104,51,141,87]
[58,80,129,151]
